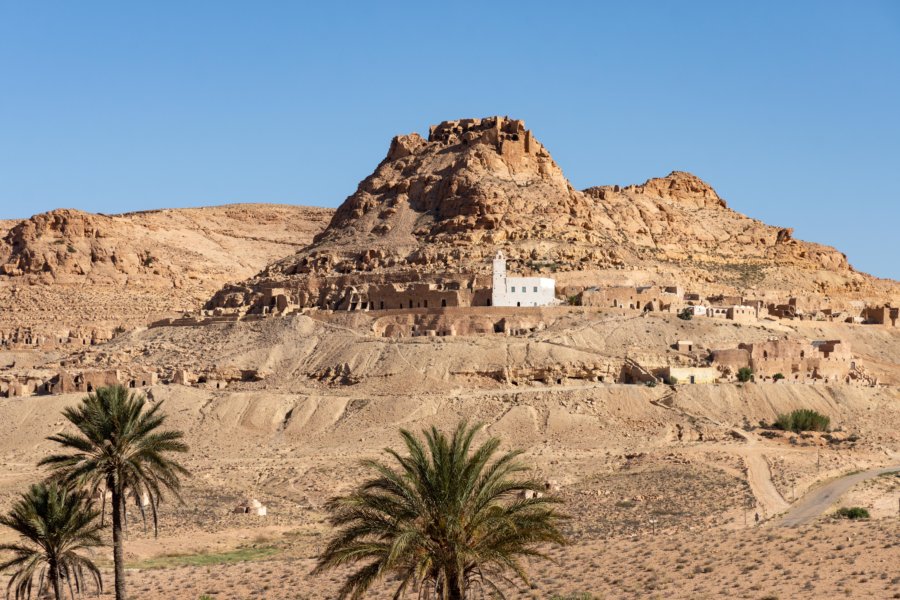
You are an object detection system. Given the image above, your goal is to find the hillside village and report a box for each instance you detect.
[0,116,898,600]
[1,235,891,397]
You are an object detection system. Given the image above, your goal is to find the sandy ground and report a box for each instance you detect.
[96,518,899,599]
[0,379,897,599]
[1,308,898,599]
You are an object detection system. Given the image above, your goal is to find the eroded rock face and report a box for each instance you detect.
[0,204,333,339]
[270,116,603,278]
[0,210,133,278]
[582,172,851,271]
[208,116,877,313]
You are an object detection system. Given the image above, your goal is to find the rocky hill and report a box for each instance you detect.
[0,204,332,336]
[209,116,896,312]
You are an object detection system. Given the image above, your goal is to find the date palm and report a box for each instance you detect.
[38,385,189,600]
[0,481,103,600]
[315,422,567,599]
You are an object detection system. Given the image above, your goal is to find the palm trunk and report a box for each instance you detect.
[446,570,464,600]
[49,560,63,600]
[111,484,127,600]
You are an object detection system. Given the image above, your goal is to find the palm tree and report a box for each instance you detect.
[314,422,567,599]
[38,385,190,600]
[0,481,103,600]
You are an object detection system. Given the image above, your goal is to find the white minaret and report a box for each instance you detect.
[491,250,507,307]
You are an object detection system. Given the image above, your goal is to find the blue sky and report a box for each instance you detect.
[1,1,898,279]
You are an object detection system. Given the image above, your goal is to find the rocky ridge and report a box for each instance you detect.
[208,116,893,312]
[0,204,332,334]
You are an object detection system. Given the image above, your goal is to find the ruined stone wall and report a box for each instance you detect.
[370,308,550,338]
[363,283,475,311]
[736,339,853,382]
[581,286,662,310]
[710,348,751,372]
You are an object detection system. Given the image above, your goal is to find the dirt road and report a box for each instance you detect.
[744,452,790,517]
[777,465,900,527]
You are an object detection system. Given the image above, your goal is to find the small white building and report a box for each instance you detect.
[491,251,556,307]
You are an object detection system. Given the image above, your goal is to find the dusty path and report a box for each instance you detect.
[744,452,790,517]
[726,428,789,517]
[777,464,900,527]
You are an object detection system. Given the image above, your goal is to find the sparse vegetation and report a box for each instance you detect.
[834,507,869,520]
[130,546,279,570]
[773,372,785,381]
[677,308,693,321]
[737,367,753,382]
[773,409,830,433]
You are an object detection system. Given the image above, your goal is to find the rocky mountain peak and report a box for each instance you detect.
[291,116,589,276]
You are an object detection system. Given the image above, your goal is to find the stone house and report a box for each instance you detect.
[50,370,122,394]
[862,305,898,327]
[663,366,717,384]
[675,340,695,353]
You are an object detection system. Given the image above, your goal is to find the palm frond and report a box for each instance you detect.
[315,422,567,598]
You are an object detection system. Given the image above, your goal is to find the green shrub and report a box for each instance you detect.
[773,372,785,381]
[834,506,869,520]
[645,380,657,388]
[773,409,830,433]
[737,367,753,382]
[677,308,693,321]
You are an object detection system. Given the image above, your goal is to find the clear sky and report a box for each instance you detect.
[1,1,898,279]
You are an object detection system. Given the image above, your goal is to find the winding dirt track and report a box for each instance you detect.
[777,465,900,527]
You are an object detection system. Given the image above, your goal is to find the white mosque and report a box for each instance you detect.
[491,250,557,307]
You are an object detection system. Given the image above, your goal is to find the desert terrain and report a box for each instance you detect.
[1,116,898,599]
